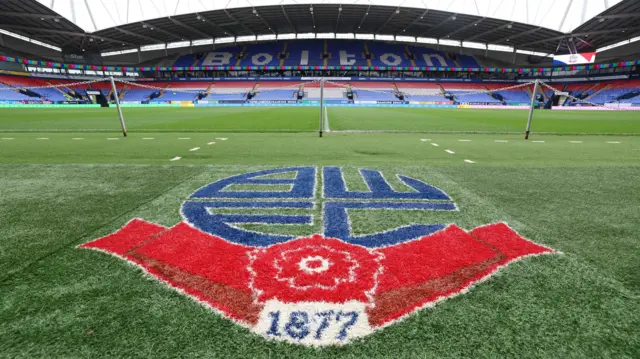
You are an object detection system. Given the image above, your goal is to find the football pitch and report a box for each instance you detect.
[1,106,639,358]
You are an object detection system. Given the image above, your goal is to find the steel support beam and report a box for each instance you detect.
[465,22,514,41]
[0,24,135,46]
[335,7,343,33]
[167,17,210,38]
[197,13,234,37]
[442,18,486,38]
[0,11,62,20]
[493,27,542,44]
[114,26,164,43]
[355,5,371,32]
[375,8,401,34]
[224,9,254,35]
[252,9,276,34]
[403,9,429,32]
[596,12,640,20]
[419,14,459,37]
[281,6,296,33]
[526,26,640,46]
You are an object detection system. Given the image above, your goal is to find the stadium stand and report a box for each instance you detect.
[2,72,640,107]
[170,41,482,68]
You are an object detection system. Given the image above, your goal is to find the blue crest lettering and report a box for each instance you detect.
[182,167,457,247]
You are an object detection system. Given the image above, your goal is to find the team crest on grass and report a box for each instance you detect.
[80,167,556,346]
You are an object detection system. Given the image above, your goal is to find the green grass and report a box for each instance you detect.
[0,106,639,358]
[328,107,640,134]
[1,106,640,134]
[0,107,319,132]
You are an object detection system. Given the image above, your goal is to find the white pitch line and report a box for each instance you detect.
[445,149,455,154]
[420,139,431,142]
[431,143,440,147]
[216,138,228,140]
[107,138,119,140]
[170,156,181,161]
[207,142,216,145]
[495,140,508,143]
[607,141,621,144]
[464,159,475,164]
[142,137,154,140]
[532,140,545,143]
[569,141,583,143]
[178,137,191,140]
[458,139,471,142]
[1,138,14,140]
[189,147,200,152]
[36,138,49,140]
[324,107,330,132]
[72,138,84,140]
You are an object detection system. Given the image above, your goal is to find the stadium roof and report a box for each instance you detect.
[1,0,639,56]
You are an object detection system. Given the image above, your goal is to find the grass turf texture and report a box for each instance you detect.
[1,106,639,134]
[0,107,639,358]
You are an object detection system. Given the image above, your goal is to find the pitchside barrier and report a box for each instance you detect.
[1,77,637,138]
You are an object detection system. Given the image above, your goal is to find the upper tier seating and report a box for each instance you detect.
[173,40,481,68]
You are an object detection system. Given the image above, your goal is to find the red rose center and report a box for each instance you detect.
[306,259,323,268]
[297,255,331,274]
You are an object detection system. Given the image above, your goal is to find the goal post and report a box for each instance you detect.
[109,76,128,137]
[318,78,325,137]
[524,79,540,140]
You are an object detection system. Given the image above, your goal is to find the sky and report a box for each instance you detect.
[37,0,621,34]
